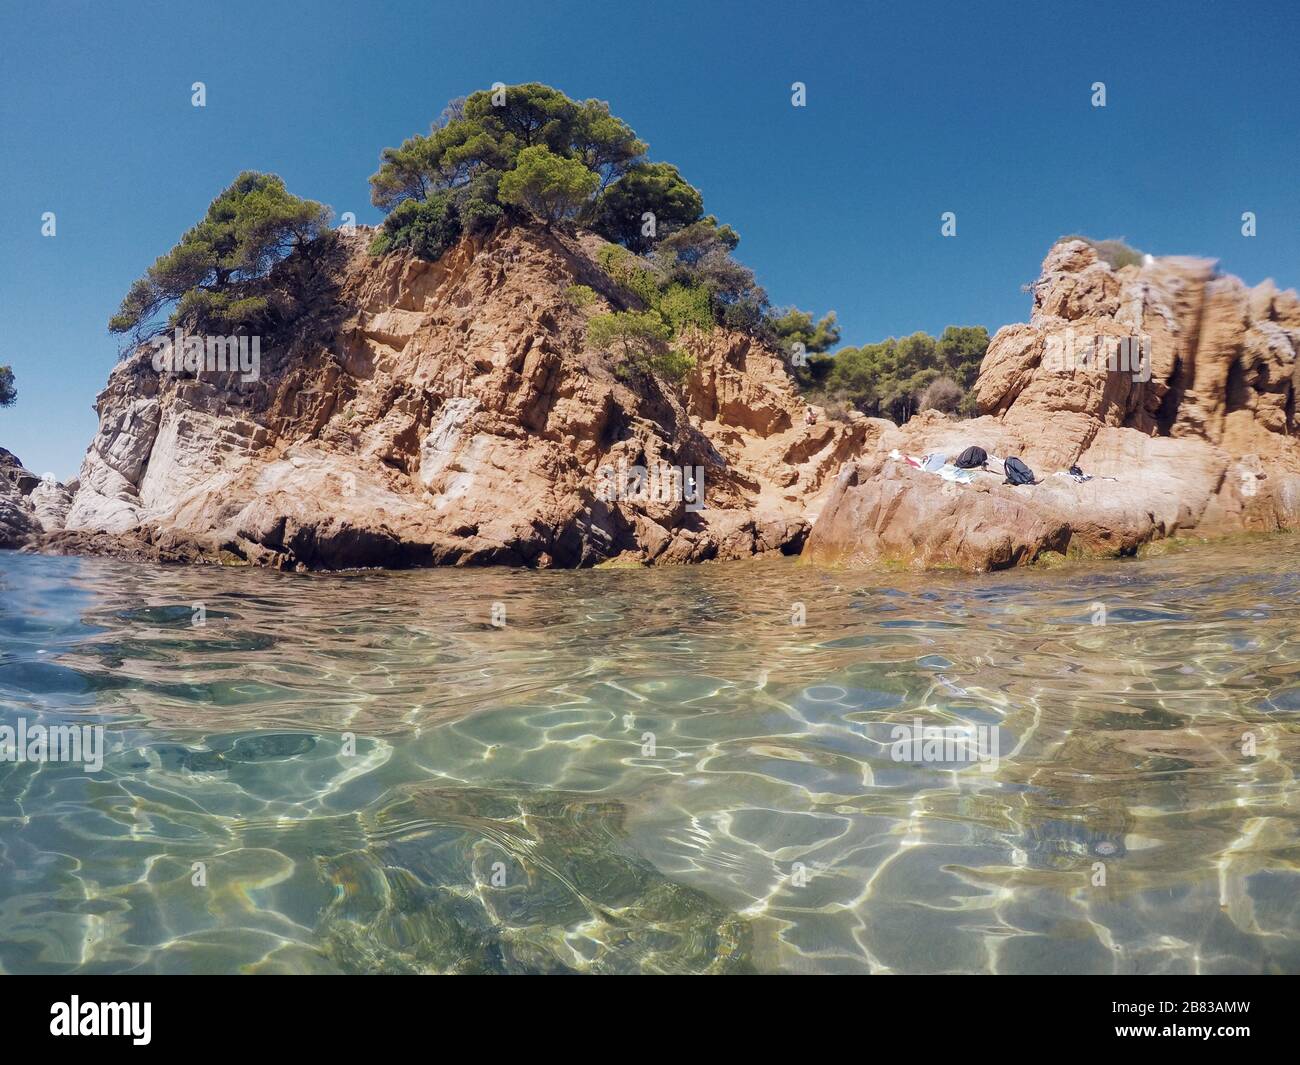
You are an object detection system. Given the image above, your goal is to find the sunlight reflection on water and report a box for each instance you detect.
[1,540,1298,973]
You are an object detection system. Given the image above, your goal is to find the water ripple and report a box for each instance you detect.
[2,537,1299,973]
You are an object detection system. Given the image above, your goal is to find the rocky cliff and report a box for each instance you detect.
[44,222,863,570]
[805,240,1300,569]
[13,234,1297,574]
[1,448,73,548]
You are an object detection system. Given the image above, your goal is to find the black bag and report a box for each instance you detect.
[953,446,988,469]
[1004,456,1036,485]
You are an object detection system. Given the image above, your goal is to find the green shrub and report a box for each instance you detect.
[589,310,697,384]
[645,348,696,382]
[591,251,713,381]
[657,282,713,334]
[597,243,659,306]
[372,193,463,261]
[461,193,503,234]
[596,243,628,274]
[564,284,598,308]
[1059,234,1144,270]
[588,310,670,356]
[173,289,271,334]
[613,349,696,384]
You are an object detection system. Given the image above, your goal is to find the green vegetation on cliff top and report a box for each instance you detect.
[106,82,997,414]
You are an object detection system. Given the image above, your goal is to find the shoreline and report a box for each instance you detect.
[8,523,1295,579]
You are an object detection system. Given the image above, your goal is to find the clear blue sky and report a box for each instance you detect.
[1,0,1296,479]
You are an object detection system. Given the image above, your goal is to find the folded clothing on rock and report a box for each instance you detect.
[937,465,975,484]
[888,450,976,485]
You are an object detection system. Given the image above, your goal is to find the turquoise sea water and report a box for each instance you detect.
[1,542,1298,974]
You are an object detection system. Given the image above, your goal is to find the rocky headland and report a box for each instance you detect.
[35,222,864,569]
[7,233,1299,573]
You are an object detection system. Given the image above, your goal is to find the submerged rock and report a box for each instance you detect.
[315,784,754,974]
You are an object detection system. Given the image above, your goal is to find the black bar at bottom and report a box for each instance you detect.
[0,975,1291,1052]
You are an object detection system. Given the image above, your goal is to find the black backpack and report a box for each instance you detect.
[1003,456,1036,486]
[953,446,988,469]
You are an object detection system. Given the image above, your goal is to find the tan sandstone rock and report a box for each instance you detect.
[17,231,1300,574]
[50,222,861,570]
[806,240,1300,570]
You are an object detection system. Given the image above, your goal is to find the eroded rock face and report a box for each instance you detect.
[806,241,1300,570]
[26,233,1300,573]
[0,448,73,546]
[973,241,1300,465]
[54,222,862,570]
